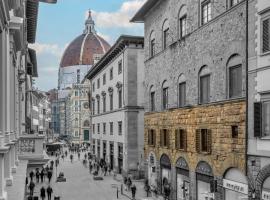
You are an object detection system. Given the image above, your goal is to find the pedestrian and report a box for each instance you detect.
[70,154,73,163]
[50,160,54,169]
[47,170,52,183]
[65,150,68,157]
[36,168,40,183]
[46,185,53,200]
[40,186,46,200]
[40,169,44,182]
[29,170,34,181]
[104,165,108,176]
[28,180,35,196]
[45,165,49,172]
[61,154,64,161]
[89,163,93,173]
[131,184,137,200]
[127,177,132,191]
[84,153,87,160]
[78,152,80,160]
[25,177,29,190]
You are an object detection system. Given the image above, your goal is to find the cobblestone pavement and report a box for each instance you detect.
[26,152,153,200]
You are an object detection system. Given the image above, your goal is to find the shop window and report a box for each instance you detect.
[196,129,212,154]
[175,129,187,151]
[148,129,156,146]
[160,129,170,148]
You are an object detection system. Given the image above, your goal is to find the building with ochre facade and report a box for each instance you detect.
[132,0,248,199]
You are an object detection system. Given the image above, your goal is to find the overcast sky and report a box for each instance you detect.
[31,0,145,91]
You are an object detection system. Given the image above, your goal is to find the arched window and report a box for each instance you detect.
[150,31,156,57]
[199,66,211,104]
[178,5,188,38]
[150,85,155,111]
[83,120,90,127]
[227,54,242,98]
[162,81,169,110]
[162,19,170,49]
[178,74,186,107]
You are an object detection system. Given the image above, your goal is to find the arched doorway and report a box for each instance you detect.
[160,154,171,194]
[223,168,248,200]
[262,176,270,199]
[176,157,190,200]
[148,152,157,188]
[196,161,214,200]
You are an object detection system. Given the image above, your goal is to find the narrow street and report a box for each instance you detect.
[31,153,146,200]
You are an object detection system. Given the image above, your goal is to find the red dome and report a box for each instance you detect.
[60,10,111,68]
[60,33,110,68]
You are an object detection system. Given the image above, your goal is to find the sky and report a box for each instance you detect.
[31,0,145,91]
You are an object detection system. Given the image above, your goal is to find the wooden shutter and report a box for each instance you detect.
[148,130,150,145]
[207,129,212,154]
[183,130,187,151]
[175,129,179,149]
[153,130,156,147]
[263,18,270,53]
[160,130,163,147]
[254,102,262,137]
[196,129,201,153]
[166,130,170,148]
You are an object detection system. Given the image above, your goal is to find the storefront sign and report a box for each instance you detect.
[262,190,270,200]
[223,179,248,195]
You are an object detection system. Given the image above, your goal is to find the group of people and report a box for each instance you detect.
[26,164,54,200]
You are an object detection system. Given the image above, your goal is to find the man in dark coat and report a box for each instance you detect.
[40,186,46,200]
[29,180,35,196]
[131,184,137,200]
[47,170,52,183]
[40,169,44,182]
[47,185,53,200]
[29,170,34,181]
[36,169,40,183]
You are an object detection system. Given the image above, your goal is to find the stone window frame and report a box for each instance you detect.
[198,65,211,104]
[160,129,170,148]
[148,129,156,146]
[201,0,212,26]
[260,9,270,55]
[162,80,169,110]
[175,128,187,151]
[149,85,155,111]
[162,19,170,50]
[178,4,188,39]
[261,93,270,138]
[178,74,187,108]
[195,128,212,154]
[149,30,156,58]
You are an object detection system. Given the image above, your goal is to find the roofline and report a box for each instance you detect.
[130,0,161,23]
[85,35,144,80]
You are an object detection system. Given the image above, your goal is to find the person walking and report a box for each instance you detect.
[47,185,53,200]
[29,170,34,182]
[40,186,46,200]
[70,154,73,163]
[131,184,137,200]
[47,170,52,183]
[29,180,35,197]
[127,177,132,191]
[40,169,44,182]
[36,169,40,183]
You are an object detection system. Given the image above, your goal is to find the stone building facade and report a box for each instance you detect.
[86,35,145,177]
[66,83,91,144]
[132,0,248,199]
[247,0,270,199]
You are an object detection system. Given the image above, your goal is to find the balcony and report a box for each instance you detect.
[18,134,49,166]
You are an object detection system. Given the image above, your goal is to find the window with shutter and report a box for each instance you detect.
[262,18,270,53]
[153,131,156,146]
[160,130,163,147]
[262,101,270,137]
[254,102,262,137]
[201,129,208,152]
[196,129,201,153]
[207,129,212,154]
[148,130,151,145]
[183,130,187,151]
